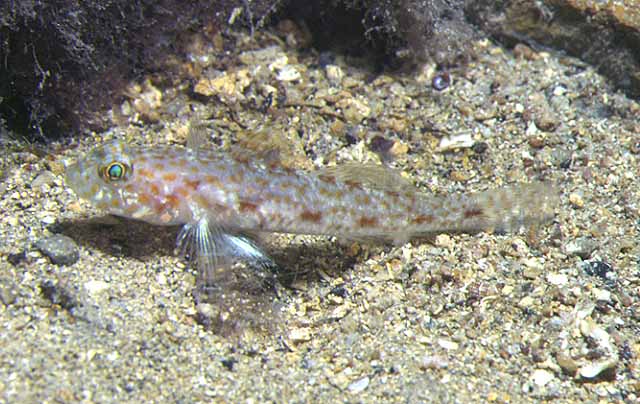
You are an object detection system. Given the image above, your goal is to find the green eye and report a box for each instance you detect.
[103,162,127,181]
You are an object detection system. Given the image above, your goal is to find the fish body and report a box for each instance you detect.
[66,140,557,276]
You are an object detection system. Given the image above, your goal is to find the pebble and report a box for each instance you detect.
[582,261,615,280]
[289,327,312,343]
[194,70,251,101]
[531,369,554,386]
[591,288,611,303]
[546,273,568,286]
[518,296,535,309]
[420,355,449,370]
[348,377,370,394]
[434,234,453,249]
[336,97,371,123]
[436,133,474,152]
[35,234,80,266]
[579,359,617,380]
[556,352,578,376]
[238,46,288,68]
[276,65,301,82]
[31,171,57,191]
[564,237,597,259]
[40,280,77,310]
[0,277,19,305]
[568,193,584,208]
[437,339,459,350]
[84,280,110,296]
[325,65,344,86]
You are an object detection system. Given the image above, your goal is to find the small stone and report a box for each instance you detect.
[531,369,554,386]
[527,136,545,149]
[534,110,559,132]
[437,339,459,350]
[582,261,615,280]
[239,46,287,68]
[40,280,77,310]
[513,43,540,60]
[195,69,251,102]
[518,296,535,309]
[420,355,449,370]
[431,72,451,91]
[522,266,541,280]
[369,136,394,154]
[31,171,57,191]
[0,277,19,305]
[41,215,56,225]
[579,359,617,380]
[437,133,474,152]
[129,80,163,121]
[84,280,110,296]
[325,65,344,86]
[329,304,350,320]
[337,97,371,123]
[556,352,579,376]
[546,273,568,286]
[435,234,453,249]
[592,288,611,303]
[389,141,409,157]
[450,170,470,182]
[564,237,597,259]
[276,65,301,82]
[348,377,370,394]
[35,234,79,266]
[289,327,312,343]
[569,193,584,208]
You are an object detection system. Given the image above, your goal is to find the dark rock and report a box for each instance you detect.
[466,0,640,97]
[35,234,79,266]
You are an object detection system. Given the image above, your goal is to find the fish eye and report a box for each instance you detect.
[102,162,129,182]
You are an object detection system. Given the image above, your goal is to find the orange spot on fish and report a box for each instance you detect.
[300,210,322,223]
[256,178,268,187]
[176,187,189,198]
[165,194,181,209]
[239,201,259,212]
[138,193,151,205]
[162,173,177,181]
[412,214,434,225]
[204,175,221,186]
[185,179,201,190]
[464,208,484,218]
[356,194,372,205]
[149,183,160,195]
[358,216,378,227]
[137,168,153,179]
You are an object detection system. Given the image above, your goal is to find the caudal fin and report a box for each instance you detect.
[470,182,559,233]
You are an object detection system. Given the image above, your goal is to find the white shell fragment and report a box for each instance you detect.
[531,369,555,386]
[348,377,370,394]
[578,359,617,379]
[436,133,475,152]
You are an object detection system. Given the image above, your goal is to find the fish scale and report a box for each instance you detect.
[66,140,558,278]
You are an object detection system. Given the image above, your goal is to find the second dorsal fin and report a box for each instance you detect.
[315,163,417,193]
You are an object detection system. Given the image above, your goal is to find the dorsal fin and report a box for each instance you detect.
[227,145,282,167]
[315,163,417,193]
[186,119,210,158]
